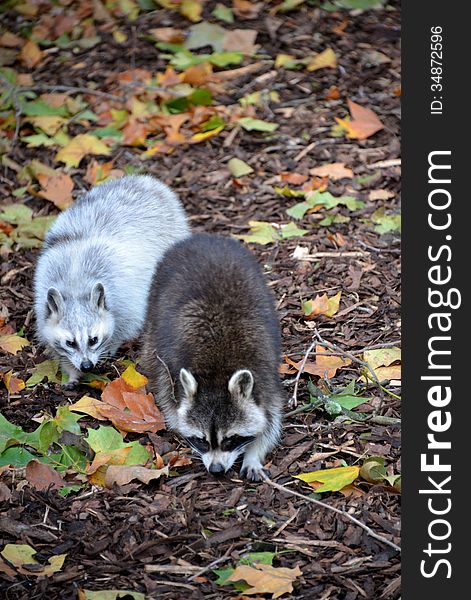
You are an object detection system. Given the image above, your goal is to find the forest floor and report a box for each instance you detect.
[0,1,401,598]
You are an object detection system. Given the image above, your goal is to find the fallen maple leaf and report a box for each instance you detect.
[223,29,259,54]
[0,370,25,394]
[295,465,360,492]
[56,134,111,168]
[310,163,353,180]
[303,291,342,319]
[280,172,309,185]
[74,367,165,434]
[1,544,66,578]
[226,563,302,598]
[336,100,384,140]
[0,333,30,355]
[25,460,66,491]
[307,48,337,72]
[280,347,351,379]
[37,172,74,210]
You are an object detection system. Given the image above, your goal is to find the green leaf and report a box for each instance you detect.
[212,4,234,23]
[189,88,212,106]
[0,414,27,453]
[26,359,61,387]
[369,208,401,233]
[0,446,36,467]
[209,52,243,67]
[54,406,83,435]
[286,201,311,220]
[184,21,226,52]
[295,465,360,492]
[86,425,127,453]
[360,457,387,483]
[228,158,254,177]
[238,117,279,132]
[21,99,69,117]
[279,222,308,239]
[235,221,280,245]
[0,203,33,224]
[200,115,225,132]
[318,214,351,226]
[240,552,275,566]
[330,395,367,410]
[59,484,83,497]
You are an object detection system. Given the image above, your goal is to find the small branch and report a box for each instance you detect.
[262,474,401,553]
[289,339,316,408]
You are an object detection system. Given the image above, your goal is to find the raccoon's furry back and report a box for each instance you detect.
[141,233,283,419]
[34,175,190,345]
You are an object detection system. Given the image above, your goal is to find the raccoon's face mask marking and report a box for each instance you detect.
[43,284,114,371]
[177,368,266,475]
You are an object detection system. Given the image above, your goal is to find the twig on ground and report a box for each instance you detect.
[289,339,316,408]
[262,474,401,553]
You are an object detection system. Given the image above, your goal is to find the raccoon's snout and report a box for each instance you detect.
[209,463,225,476]
[81,360,93,372]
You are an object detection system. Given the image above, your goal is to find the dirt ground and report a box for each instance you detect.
[0,1,401,598]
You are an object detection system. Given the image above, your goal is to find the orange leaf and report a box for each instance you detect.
[122,119,149,146]
[98,373,166,434]
[303,291,342,319]
[336,100,384,140]
[183,62,213,86]
[281,347,351,379]
[280,172,309,185]
[1,370,25,394]
[37,172,74,210]
[309,163,353,180]
[149,27,185,43]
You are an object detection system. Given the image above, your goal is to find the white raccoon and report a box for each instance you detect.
[34,175,190,386]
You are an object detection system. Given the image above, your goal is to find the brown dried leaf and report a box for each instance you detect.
[25,460,66,491]
[226,563,302,598]
[19,39,43,68]
[104,464,169,488]
[336,100,384,140]
[310,163,353,180]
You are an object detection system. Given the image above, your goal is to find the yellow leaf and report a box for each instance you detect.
[1,544,66,577]
[363,347,401,370]
[190,126,224,143]
[121,364,148,389]
[226,563,302,598]
[307,48,337,72]
[303,291,342,318]
[56,134,111,168]
[295,465,360,492]
[113,30,128,44]
[0,334,30,355]
[69,395,109,420]
[27,115,67,136]
[374,365,401,381]
[180,0,203,22]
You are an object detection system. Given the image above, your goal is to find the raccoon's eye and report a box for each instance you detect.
[89,336,98,346]
[65,339,77,349]
[220,435,255,452]
[187,436,210,453]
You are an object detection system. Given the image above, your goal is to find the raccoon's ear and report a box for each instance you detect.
[229,369,254,401]
[46,288,64,318]
[180,368,197,399]
[90,283,106,310]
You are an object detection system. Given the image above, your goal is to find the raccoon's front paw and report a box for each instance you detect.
[240,457,270,482]
[63,380,79,390]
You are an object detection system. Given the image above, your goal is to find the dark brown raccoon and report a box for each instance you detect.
[140,233,283,481]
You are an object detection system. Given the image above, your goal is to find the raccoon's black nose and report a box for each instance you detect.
[81,360,93,372]
[209,463,225,476]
